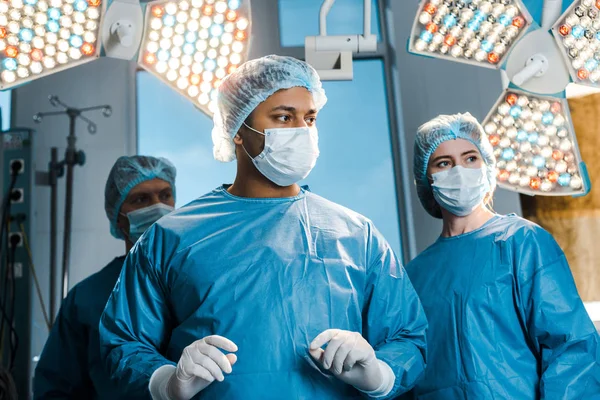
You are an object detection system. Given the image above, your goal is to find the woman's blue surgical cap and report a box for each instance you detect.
[212,55,328,162]
[414,112,497,218]
[104,155,176,239]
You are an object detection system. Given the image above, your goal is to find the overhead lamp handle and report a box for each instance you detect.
[513,54,548,86]
[110,20,134,47]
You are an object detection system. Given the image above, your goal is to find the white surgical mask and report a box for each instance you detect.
[122,203,174,242]
[242,122,320,187]
[431,165,490,217]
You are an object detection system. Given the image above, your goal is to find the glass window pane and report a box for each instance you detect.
[137,59,402,257]
[137,72,236,207]
[0,91,11,130]
[278,0,380,48]
[299,59,402,256]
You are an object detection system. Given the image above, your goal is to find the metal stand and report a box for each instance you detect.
[34,96,111,317]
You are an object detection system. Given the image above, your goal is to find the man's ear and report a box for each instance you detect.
[233,132,243,145]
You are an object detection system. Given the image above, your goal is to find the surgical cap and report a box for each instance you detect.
[414,112,497,218]
[105,155,176,239]
[212,55,328,162]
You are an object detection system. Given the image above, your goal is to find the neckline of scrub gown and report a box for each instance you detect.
[435,213,502,243]
[219,184,310,203]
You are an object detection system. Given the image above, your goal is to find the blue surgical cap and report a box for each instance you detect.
[104,155,176,239]
[212,55,328,162]
[414,112,497,218]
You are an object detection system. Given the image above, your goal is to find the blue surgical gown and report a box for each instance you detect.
[33,256,128,399]
[402,214,600,399]
[99,186,428,399]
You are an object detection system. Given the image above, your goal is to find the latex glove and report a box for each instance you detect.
[165,335,238,400]
[309,329,387,393]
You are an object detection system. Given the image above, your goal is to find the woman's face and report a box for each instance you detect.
[427,138,485,179]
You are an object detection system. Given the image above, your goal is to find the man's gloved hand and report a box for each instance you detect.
[151,335,238,400]
[310,329,393,396]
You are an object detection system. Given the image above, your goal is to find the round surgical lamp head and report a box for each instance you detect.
[552,0,600,87]
[137,0,251,116]
[0,0,104,89]
[482,88,590,196]
[408,0,534,69]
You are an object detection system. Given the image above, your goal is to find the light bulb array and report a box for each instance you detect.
[410,0,531,68]
[554,0,600,86]
[139,0,249,115]
[0,0,102,87]
[483,89,589,196]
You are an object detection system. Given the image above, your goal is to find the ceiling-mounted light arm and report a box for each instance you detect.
[510,0,564,87]
[319,0,335,36]
[318,0,374,38]
[542,0,563,30]
[363,0,374,40]
[306,0,377,80]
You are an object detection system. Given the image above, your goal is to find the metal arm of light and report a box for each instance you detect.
[306,0,377,80]
[542,0,564,29]
[511,0,563,87]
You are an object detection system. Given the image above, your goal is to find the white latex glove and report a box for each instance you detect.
[309,329,393,396]
[151,335,238,400]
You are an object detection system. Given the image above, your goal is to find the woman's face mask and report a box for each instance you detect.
[241,122,320,187]
[431,165,490,217]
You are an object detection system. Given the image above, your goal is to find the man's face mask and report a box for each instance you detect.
[431,165,490,217]
[241,122,320,187]
[122,203,174,243]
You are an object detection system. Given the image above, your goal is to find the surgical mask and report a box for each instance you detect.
[431,165,490,217]
[122,203,174,242]
[242,122,320,187]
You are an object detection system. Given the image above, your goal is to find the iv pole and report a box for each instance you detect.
[33,96,111,319]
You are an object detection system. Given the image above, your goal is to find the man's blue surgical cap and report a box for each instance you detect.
[105,155,176,239]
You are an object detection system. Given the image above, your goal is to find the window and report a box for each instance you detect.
[278,0,381,48]
[299,59,401,255]
[137,72,236,207]
[0,91,11,130]
[138,58,402,256]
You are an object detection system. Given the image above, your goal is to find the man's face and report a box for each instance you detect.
[116,178,175,238]
[234,86,318,157]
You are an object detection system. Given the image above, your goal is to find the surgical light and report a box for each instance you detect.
[409,0,593,197]
[0,0,102,89]
[552,0,600,85]
[483,89,589,196]
[0,0,251,117]
[409,0,533,68]
[138,0,250,115]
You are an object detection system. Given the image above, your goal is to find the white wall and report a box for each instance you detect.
[10,56,136,395]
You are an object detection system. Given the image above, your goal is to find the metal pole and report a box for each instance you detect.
[60,115,76,300]
[49,148,57,321]
[379,0,418,262]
